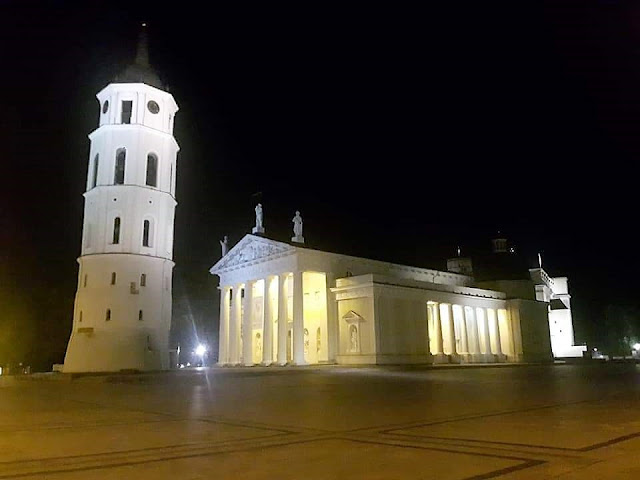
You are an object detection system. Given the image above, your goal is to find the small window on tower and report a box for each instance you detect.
[147,100,160,114]
[146,154,158,187]
[139,310,143,321]
[121,100,133,124]
[111,272,116,285]
[113,217,121,244]
[83,274,88,287]
[140,273,146,287]
[102,100,109,114]
[143,220,151,247]
[92,154,99,188]
[106,309,111,321]
[79,311,83,323]
[114,149,126,184]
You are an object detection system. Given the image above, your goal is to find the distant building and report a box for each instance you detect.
[210,231,585,366]
[63,28,179,372]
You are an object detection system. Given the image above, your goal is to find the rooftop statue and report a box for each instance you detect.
[252,203,265,234]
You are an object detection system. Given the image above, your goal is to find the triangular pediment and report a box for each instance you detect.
[210,234,296,274]
[342,310,365,324]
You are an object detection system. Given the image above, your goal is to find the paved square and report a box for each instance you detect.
[1,364,640,479]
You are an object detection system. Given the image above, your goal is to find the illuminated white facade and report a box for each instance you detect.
[530,270,587,358]
[210,235,563,366]
[64,33,179,372]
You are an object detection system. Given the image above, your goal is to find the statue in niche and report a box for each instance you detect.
[252,203,264,233]
[304,328,309,355]
[219,235,229,257]
[291,211,304,243]
[255,333,262,360]
[349,325,359,353]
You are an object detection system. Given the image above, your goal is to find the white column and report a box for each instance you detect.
[262,276,273,365]
[242,280,254,366]
[229,284,242,364]
[218,286,230,365]
[459,305,469,354]
[492,308,503,356]
[431,303,444,355]
[292,271,306,365]
[325,273,338,363]
[480,308,491,356]
[446,303,457,356]
[469,307,481,356]
[277,274,289,365]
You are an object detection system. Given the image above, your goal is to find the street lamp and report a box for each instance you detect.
[195,344,207,357]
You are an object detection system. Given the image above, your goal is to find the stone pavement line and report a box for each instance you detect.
[379,397,640,453]
[334,436,547,479]
[383,431,640,453]
[0,429,312,479]
[0,434,545,480]
[360,397,602,435]
[30,389,329,438]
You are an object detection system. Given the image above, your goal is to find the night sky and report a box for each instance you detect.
[3,2,640,369]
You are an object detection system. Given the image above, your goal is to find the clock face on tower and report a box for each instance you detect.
[147,100,160,114]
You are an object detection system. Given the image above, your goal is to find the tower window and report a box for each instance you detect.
[79,311,83,323]
[111,272,116,285]
[147,100,160,114]
[121,100,132,124]
[139,310,143,321]
[143,220,151,247]
[106,309,111,321]
[92,154,99,188]
[140,273,146,287]
[114,148,126,184]
[113,217,121,244]
[102,100,109,114]
[146,154,158,187]
[83,274,88,287]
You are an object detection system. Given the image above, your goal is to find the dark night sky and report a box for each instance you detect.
[2,2,640,369]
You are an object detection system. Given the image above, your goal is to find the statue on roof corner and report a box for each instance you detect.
[252,203,265,234]
[291,211,304,244]
[219,236,229,257]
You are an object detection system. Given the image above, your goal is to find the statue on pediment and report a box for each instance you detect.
[219,235,229,257]
[291,210,304,243]
[252,203,265,234]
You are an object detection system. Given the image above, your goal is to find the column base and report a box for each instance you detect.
[432,353,449,364]
[494,353,508,363]
[290,360,308,366]
[447,353,461,364]
[243,362,255,367]
[481,353,497,363]
[457,353,473,363]
[252,227,265,234]
[260,361,273,367]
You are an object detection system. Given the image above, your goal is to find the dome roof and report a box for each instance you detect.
[115,26,164,89]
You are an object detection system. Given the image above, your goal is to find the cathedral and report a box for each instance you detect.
[211,223,586,367]
[63,30,585,372]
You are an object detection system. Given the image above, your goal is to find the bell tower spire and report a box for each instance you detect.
[135,23,150,66]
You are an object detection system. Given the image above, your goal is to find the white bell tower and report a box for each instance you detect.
[63,27,179,372]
